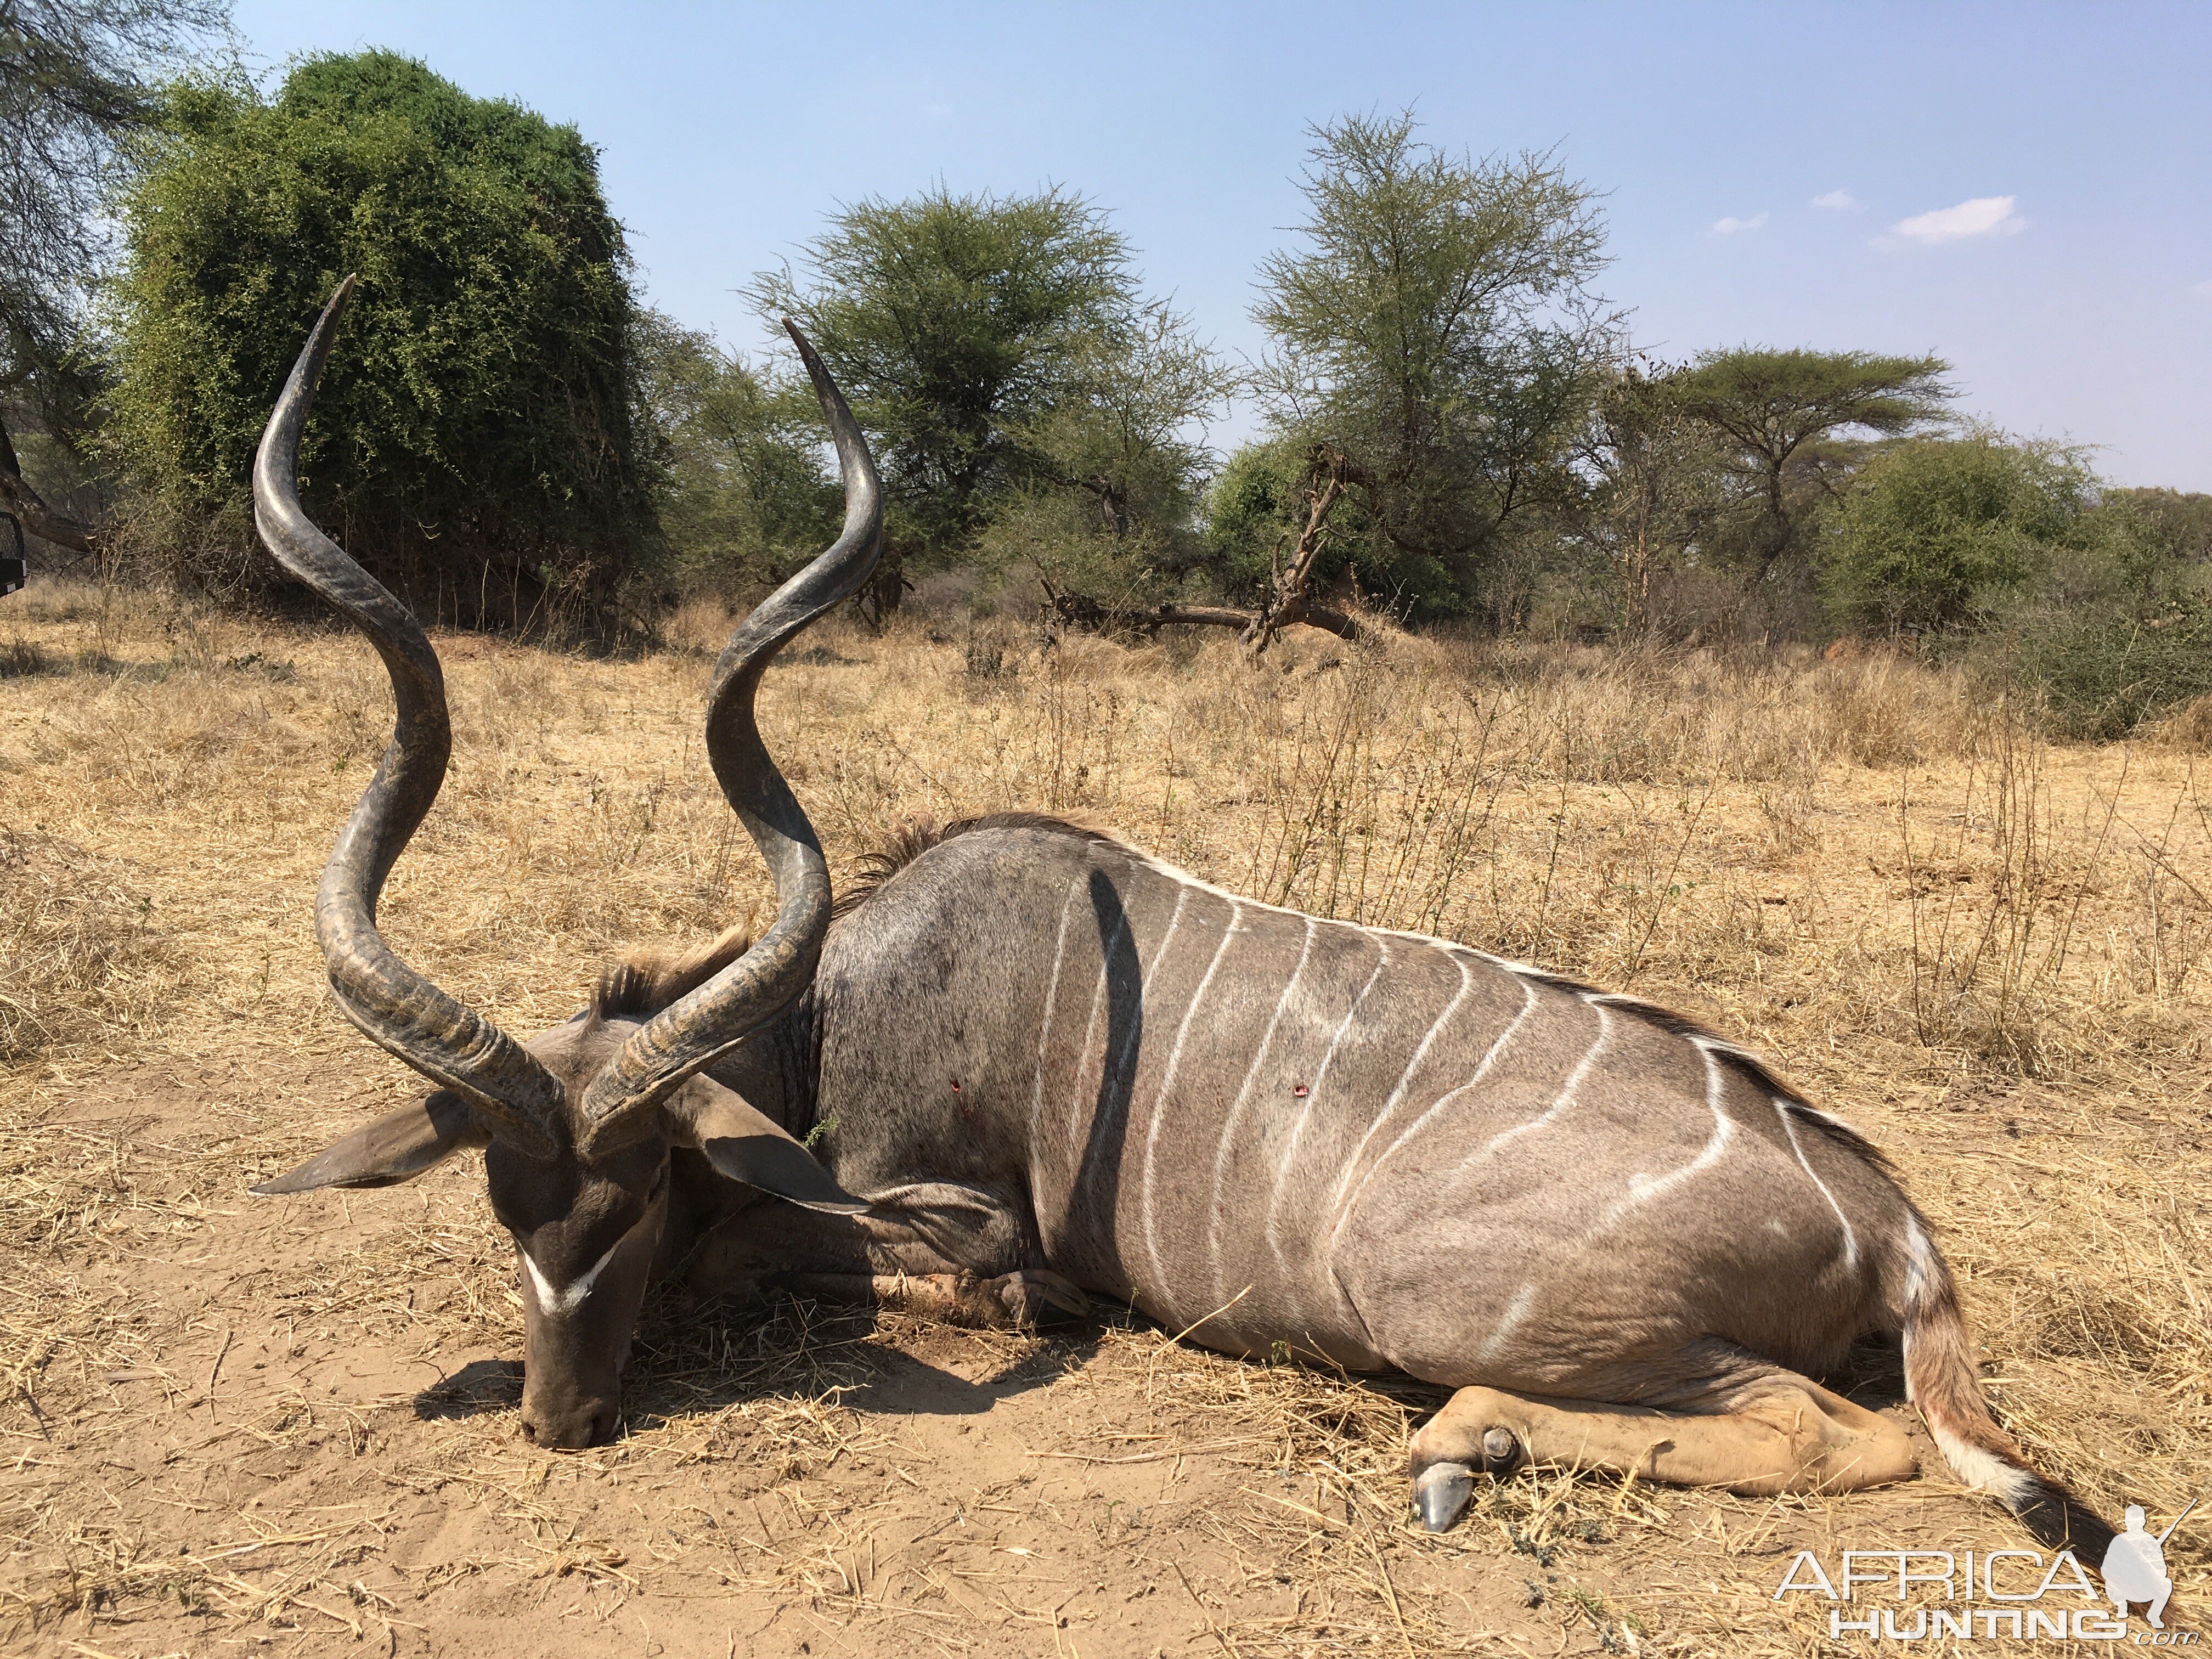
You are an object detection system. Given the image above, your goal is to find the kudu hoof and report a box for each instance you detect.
[1413,1462,1475,1532]
[997,1269,1091,1328]
[1479,1424,1521,1470]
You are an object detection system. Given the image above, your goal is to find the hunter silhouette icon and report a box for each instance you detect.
[2104,1500,2194,1628]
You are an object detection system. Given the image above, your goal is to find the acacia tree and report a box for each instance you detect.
[1251,111,1615,624]
[980,295,1233,627]
[0,0,228,556]
[1669,347,1952,579]
[753,185,1167,614]
[1014,298,1230,544]
[1574,363,1723,636]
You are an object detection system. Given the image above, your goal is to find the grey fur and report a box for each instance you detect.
[765,819,1906,1392]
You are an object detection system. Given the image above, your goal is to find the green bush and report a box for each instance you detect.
[1195,440,1306,604]
[1816,435,2091,635]
[1991,595,2212,741]
[103,51,657,632]
[633,314,839,602]
[2104,487,2212,565]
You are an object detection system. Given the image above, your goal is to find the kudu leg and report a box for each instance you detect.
[1408,1376,1917,1532]
[687,1188,1087,1330]
[767,1269,1089,1329]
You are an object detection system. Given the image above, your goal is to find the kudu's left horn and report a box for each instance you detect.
[253,276,565,1159]
[576,319,883,1152]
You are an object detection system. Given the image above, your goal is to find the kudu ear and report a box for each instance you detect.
[251,1091,489,1194]
[667,1078,869,1215]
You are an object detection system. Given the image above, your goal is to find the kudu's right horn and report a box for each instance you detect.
[576,320,883,1152]
[253,276,565,1159]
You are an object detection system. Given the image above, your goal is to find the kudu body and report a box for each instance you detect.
[253,287,2107,1550]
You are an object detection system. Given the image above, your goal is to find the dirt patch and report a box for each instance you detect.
[2,588,2207,1655]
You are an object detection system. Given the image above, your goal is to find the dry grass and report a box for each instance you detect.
[1,577,2207,1656]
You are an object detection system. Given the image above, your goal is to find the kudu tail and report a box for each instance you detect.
[1898,1213,2113,1556]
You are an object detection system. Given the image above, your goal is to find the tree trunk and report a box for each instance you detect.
[1245,445,1356,653]
[1038,579,1361,646]
[856,544,909,629]
[1039,444,1369,656]
[1623,512,1650,637]
[1754,458,1793,577]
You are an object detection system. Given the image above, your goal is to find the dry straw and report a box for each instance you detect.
[1,579,2204,1655]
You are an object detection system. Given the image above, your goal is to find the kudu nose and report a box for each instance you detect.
[519,1401,617,1449]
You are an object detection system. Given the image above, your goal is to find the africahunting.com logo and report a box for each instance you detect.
[1773,1500,2197,1644]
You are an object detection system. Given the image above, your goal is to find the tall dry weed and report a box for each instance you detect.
[1872,703,2212,1080]
[0,830,179,1061]
[1,582,2208,1652]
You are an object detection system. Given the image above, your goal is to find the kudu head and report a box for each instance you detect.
[248,278,882,1447]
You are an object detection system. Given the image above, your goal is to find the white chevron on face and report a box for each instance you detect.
[521,1236,623,1317]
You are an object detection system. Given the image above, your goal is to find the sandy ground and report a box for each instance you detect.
[3,586,2207,1656]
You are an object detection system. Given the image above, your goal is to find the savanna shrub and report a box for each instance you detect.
[1989,595,2212,741]
[1816,435,2090,636]
[104,52,657,633]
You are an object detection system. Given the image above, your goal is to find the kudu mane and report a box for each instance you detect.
[830,812,1115,918]
[592,925,756,1020]
[588,816,1103,1020]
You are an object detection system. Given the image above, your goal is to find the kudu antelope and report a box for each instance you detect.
[252,283,2108,1551]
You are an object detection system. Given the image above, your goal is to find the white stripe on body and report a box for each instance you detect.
[1117,840,1806,1121]
[1140,890,1245,1307]
[1084,884,1188,1295]
[521,1238,622,1317]
[1455,1040,1737,1376]
[1066,904,1135,1134]
[1321,951,1475,1257]
[1774,1097,1861,1269]
[1120,847,1547,979]
[1262,938,1391,1267]
[1206,915,1315,1305]
[1587,1040,1737,1232]
[1119,884,1190,1079]
[1327,948,1472,1206]
[1476,1282,1538,1366]
[1026,879,1086,1149]
[1448,1000,1616,1181]
[1330,971,1538,1233]
[1055,837,1879,1331]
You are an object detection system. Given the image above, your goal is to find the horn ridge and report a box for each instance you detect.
[253,277,565,1159]
[577,319,884,1149]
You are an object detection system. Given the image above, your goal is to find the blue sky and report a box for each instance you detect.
[228,1,2212,489]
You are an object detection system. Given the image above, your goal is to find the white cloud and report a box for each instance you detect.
[922,101,953,119]
[1888,195,2025,245]
[1812,189,1863,211]
[2193,279,2212,303]
[1711,212,1769,235]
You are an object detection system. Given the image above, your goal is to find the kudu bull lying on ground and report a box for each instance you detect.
[251,282,2108,1549]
